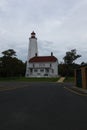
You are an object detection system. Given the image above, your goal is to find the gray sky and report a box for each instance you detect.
[0,0,87,63]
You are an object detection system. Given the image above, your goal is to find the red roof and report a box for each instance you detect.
[29,56,57,62]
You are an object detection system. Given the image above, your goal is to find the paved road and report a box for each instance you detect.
[0,82,87,130]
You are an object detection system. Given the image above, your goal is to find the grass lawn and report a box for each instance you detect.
[0,77,59,82]
[64,77,74,82]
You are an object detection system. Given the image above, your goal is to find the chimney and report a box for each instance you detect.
[35,53,37,57]
[51,52,53,56]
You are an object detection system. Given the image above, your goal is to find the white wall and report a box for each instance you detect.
[27,61,58,77]
[28,38,38,60]
[25,37,38,77]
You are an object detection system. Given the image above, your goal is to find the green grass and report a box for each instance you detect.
[64,77,74,82]
[0,77,59,82]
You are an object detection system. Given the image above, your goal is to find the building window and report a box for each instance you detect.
[39,64,45,67]
[50,64,52,67]
[40,69,44,72]
[30,69,33,73]
[45,68,49,73]
[44,74,48,76]
[34,69,38,72]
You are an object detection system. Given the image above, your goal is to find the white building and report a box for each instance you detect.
[25,31,58,77]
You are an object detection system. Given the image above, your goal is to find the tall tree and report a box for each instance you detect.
[0,49,26,77]
[2,49,16,57]
[63,49,81,64]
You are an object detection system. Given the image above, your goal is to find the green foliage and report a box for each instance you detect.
[59,49,81,77]
[63,49,81,64]
[0,49,26,77]
[64,77,74,82]
[2,49,16,57]
[58,63,80,77]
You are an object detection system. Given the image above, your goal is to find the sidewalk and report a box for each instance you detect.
[57,77,65,83]
[57,77,87,94]
[72,86,87,94]
[63,82,87,95]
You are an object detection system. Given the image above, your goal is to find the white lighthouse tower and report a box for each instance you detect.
[28,31,38,60]
[25,31,38,77]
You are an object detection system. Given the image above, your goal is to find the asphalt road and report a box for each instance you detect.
[0,82,87,130]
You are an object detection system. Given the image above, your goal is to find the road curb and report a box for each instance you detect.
[64,86,87,96]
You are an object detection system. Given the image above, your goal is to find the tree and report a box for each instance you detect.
[81,62,87,65]
[58,49,81,77]
[63,49,81,64]
[2,49,16,57]
[0,49,26,77]
[58,62,80,77]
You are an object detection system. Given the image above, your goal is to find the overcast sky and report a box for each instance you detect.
[0,0,87,63]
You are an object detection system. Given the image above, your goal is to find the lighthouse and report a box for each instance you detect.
[28,31,38,60]
[25,31,38,77]
[25,31,58,77]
